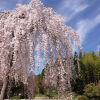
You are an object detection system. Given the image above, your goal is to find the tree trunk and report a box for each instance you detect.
[0,78,8,100]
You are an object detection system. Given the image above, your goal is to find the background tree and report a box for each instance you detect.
[71,51,100,96]
[34,69,45,95]
[71,51,84,94]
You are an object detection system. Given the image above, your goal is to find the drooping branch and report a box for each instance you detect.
[0,0,81,99]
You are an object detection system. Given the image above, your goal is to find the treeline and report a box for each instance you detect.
[4,51,100,99]
[72,51,100,92]
[35,51,100,99]
[72,51,100,99]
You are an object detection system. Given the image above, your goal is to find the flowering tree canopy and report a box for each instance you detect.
[0,0,81,99]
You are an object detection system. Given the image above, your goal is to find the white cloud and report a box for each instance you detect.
[76,14,100,43]
[74,5,88,13]
[57,0,88,21]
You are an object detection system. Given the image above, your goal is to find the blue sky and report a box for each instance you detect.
[0,0,100,52]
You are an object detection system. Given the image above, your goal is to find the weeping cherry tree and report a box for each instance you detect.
[0,0,81,99]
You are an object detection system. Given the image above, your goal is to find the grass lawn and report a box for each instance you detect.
[73,95,88,100]
[35,94,48,97]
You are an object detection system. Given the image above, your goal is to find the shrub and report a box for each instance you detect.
[84,83,95,97]
[84,81,100,99]
[93,82,100,97]
[78,95,88,100]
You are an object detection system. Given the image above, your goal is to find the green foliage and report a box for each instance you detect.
[84,83,95,97]
[72,51,100,95]
[81,53,96,83]
[84,81,100,99]
[78,95,88,100]
[74,52,80,75]
[10,96,21,99]
[71,77,85,94]
[73,95,88,100]
[72,52,85,94]
[34,69,45,95]
[80,52,100,84]
[35,93,48,97]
